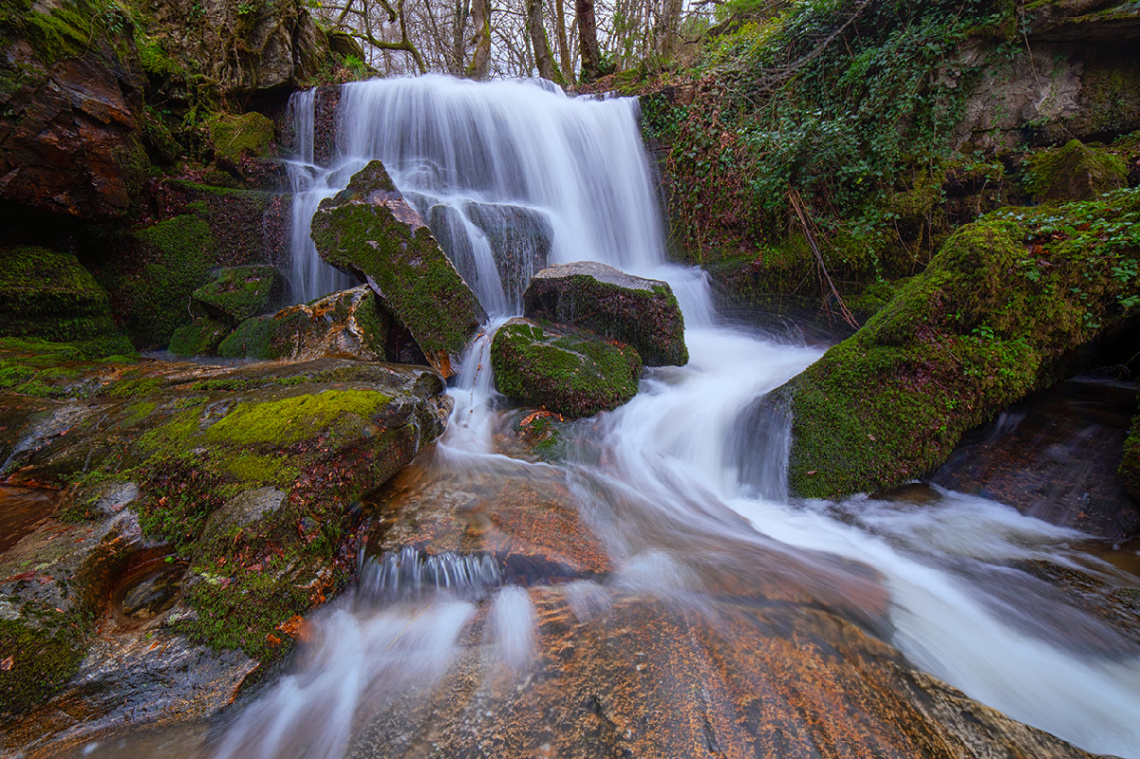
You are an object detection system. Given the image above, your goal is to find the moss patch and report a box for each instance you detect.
[491,318,642,419]
[190,265,284,324]
[0,617,86,716]
[780,186,1140,498]
[207,112,276,166]
[168,318,231,356]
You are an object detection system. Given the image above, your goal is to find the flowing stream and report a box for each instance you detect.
[121,76,1140,758]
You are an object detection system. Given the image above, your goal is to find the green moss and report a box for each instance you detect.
[783,186,1140,498]
[207,112,276,165]
[169,318,231,356]
[1121,394,1140,502]
[205,390,392,446]
[491,319,642,419]
[226,453,299,486]
[1023,139,1129,202]
[217,315,279,360]
[123,215,217,348]
[191,266,283,323]
[0,618,86,716]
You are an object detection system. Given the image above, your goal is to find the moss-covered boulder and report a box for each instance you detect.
[1023,139,1129,202]
[218,286,420,363]
[168,318,231,357]
[190,265,287,325]
[491,317,642,419]
[310,160,486,377]
[0,247,134,358]
[207,112,276,168]
[523,261,687,367]
[775,186,1140,498]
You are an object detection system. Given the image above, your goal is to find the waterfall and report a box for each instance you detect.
[194,77,1140,759]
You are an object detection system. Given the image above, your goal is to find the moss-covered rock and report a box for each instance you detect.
[0,247,134,358]
[776,186,1140,498]
[1023,139,1129,202]
[218,285,419,363]
[0,617,86,717]
[168,318,232,357]
[1122,394,1140,503]
[310,160,486,377]
[491,317,642,419]
[0,355,451,674]
[207,112,276,167]
[523,261,687,367]
[190,265,287,324]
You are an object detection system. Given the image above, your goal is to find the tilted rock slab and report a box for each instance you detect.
[311,160,486,377]
[524,261,688,366]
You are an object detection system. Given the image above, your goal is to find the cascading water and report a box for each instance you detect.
[98,76,1139,759]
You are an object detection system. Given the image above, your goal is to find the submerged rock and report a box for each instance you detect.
[218,285,422,364]
[776,187,1140,499]
[524,261,687,366]
[310,160,486,377]
[491,317,642,419]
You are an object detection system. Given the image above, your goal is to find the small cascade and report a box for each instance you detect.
[356,546,502,603]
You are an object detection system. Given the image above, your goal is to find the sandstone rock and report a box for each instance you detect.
[524,261,687,366]
[491,317,642,419]
[311,161,486,377]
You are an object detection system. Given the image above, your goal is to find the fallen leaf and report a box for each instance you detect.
[0,655,13,671]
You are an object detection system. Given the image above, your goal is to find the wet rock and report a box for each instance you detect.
[491,318,642,419]
[219,285,423,364]
[1122,390,1140,504]
[0,247,134,358]
[524,261,687,366]
[190,265,288,325]
[310,160,486,377]
[777,188,1140,499]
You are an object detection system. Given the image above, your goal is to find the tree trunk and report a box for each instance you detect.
[576,0,600,81]
[655,0,684,58]
[527,0,562,82]
[466,0,491,78]
[452,0,470,75]
[554,0,574,84]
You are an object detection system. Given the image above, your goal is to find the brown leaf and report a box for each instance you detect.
[1,655,13,671]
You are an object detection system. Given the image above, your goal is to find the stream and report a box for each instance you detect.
[68,76,1140,758]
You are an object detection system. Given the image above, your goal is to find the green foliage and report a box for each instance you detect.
[0,618,87,716]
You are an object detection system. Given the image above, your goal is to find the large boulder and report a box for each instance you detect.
[1023,139,1129,202]
[311,161,486,377]
[523,261,688,366]
[218,286,422,364]
[774,186,1140,499]
[491,317,642,419]
[0,350,450,748]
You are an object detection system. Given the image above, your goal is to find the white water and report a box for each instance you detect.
[212,76,1140,759]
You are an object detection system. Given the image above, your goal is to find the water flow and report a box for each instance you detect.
[219,76,1140,759]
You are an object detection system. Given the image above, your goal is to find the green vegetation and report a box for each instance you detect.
[207,112,276,166]
[781,186,1140,497]
[168,318,231,356]
[1022,139,1129,202]
[491,319,643,419]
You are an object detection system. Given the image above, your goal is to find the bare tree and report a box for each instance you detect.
[467,0,492,78]
[527,0,563,82]
[577,0,601,80]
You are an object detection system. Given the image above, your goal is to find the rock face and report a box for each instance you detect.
[950,9,1140,151]
[524,261,687,366]
[775,186,1140,499]
[0,246,134,357]
[218,285,423,364]
[491,317,642,419]
[0,347,451,751]
[311,161,486,377]
[0,35,148,220]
